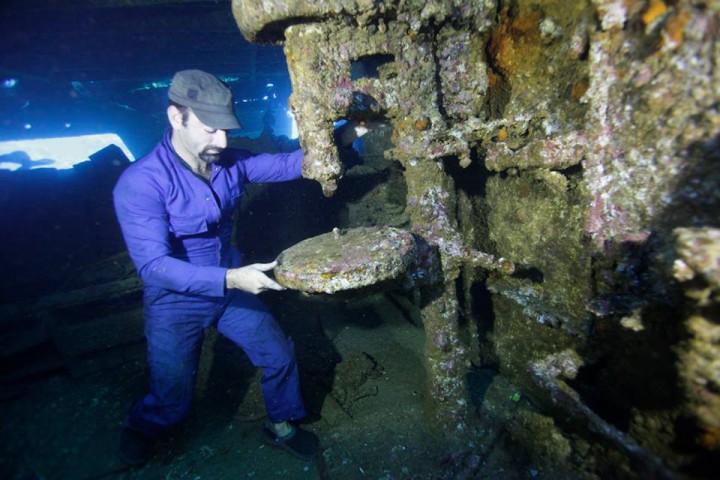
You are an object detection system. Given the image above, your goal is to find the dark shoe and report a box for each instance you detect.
[119,427,153,466]
[261,423,319,460]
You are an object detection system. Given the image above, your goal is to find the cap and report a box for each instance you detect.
[168,69,242,130]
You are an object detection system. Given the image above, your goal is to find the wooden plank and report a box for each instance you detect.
[0,277,142,321]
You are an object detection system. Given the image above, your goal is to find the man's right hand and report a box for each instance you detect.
[225,261,285,294]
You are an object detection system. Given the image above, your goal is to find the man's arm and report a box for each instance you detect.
[113,171,227,296]
[241,148,303,183]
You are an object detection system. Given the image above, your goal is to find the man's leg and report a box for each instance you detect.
[217,290,306,422]
[217,290,318,459]
[121,295,212,465]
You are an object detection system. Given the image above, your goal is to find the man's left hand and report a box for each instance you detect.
[225,261,285,294]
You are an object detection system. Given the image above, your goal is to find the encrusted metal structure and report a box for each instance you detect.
[233,0,720,474]
[233,0,516,434]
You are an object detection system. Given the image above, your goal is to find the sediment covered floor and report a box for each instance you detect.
[1,290,554,480]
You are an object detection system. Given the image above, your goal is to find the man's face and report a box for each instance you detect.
[170,107,228,166]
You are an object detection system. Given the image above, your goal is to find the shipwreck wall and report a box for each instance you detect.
[233,0,719,476]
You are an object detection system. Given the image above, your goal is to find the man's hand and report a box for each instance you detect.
[225,261,285,294]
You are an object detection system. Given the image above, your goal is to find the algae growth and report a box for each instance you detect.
[232,0,720,477]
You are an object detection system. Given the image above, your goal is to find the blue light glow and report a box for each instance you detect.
[3,78,17,88]
[287,110,298,139]
[0,133,135,171]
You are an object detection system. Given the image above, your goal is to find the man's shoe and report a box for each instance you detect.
[261,423,319,461]
[119,427,153,466]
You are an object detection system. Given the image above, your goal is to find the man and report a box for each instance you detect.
[113,70,362,465]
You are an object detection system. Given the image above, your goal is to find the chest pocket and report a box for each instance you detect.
[168,213,209,238]
[223,185,243,217]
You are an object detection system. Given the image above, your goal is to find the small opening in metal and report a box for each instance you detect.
[350,54,395,80]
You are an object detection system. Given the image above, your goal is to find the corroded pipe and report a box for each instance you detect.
[529,350,678,480]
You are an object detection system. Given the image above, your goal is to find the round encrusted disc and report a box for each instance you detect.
[274,226,416,293]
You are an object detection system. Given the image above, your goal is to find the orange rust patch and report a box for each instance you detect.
[414,117,430,131]
[511,9,541,34]
[286,50,296,70]
[642,0,668,27]
[698,426,720,451]
[497,127,508,142]
[571,81,589,101]
[487,68,501,88]
[489,5,542,76]
[663,10,690,47]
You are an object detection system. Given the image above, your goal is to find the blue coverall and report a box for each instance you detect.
[113,129,307,437]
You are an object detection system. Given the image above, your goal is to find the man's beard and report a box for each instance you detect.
[199,145,224,163]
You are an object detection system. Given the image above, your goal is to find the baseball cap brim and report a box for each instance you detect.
[192,107,243,130]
